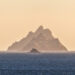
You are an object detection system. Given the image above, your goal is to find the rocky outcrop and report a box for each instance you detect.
[30,48,40,53]
[8,26,67,52]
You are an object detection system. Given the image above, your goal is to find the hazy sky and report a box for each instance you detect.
[0,0,75,51]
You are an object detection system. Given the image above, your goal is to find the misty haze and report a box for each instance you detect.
[0,0,75,75]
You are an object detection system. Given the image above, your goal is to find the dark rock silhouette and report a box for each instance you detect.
[30,48,40,53]
[8,26,67,52]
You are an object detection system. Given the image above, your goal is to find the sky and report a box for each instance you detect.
[0,0,75,51]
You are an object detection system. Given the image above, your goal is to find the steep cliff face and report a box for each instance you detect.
[8,26,67,52]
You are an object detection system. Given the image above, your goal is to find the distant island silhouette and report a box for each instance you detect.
[7,26,67,52]
[30,48,40,53]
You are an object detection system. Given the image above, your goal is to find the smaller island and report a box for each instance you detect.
[30,48,40,53]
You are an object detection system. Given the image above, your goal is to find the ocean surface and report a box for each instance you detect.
[0,52,75,75]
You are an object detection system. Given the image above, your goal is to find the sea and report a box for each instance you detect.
[0,52,75,75]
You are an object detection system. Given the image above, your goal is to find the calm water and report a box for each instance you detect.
[0,52,75,75]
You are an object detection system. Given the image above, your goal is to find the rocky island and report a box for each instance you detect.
[8,26,67,52]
